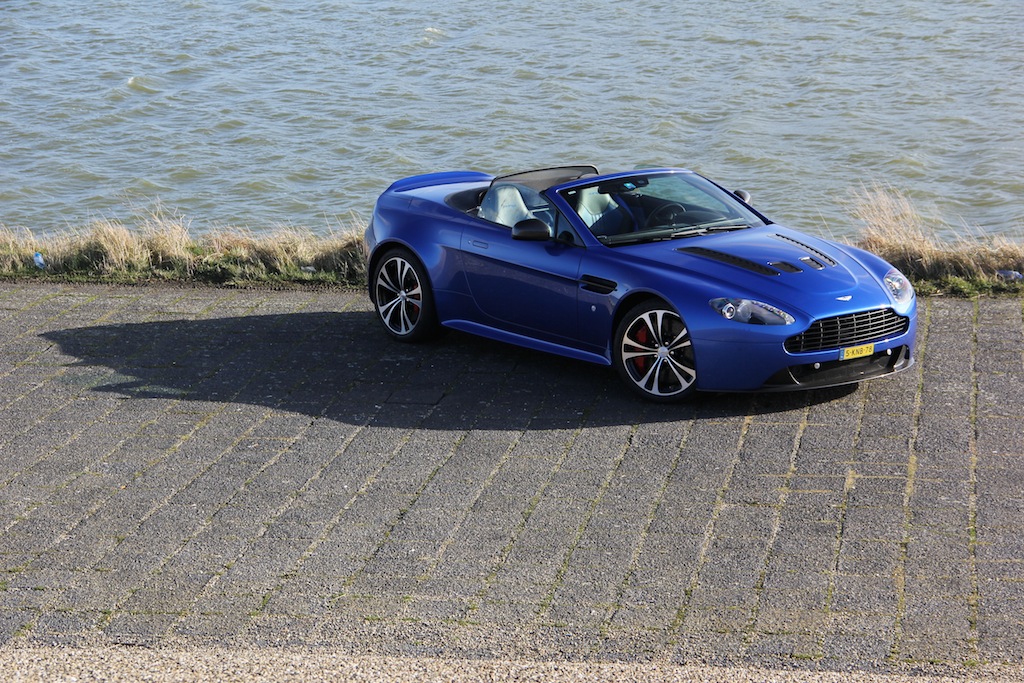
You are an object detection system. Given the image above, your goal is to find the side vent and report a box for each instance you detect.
[580,274,616,295]
[677,247,780,276]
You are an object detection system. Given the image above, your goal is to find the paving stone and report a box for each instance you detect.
[0,286,1021,676]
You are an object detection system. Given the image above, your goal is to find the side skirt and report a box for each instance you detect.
[442,319,611,367]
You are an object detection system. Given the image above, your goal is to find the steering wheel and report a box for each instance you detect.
[645,203,687,228]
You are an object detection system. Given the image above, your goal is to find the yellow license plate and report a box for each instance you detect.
[840,343,875,361]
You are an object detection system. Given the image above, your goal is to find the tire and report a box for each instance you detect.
[613,300,697,402]
[371,247,439,342]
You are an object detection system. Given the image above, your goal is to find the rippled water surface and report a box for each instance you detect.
[2,0,1022,238]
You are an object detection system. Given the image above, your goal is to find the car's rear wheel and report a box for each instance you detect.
[371,248,438,342]
[614,300,697,402]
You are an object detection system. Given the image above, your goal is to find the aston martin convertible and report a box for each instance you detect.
[365,166,916,402]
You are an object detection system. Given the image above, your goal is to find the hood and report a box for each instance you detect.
[624,226,893,316]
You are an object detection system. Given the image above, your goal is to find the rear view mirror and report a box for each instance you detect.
[596,177,649,194]
[512,218,551,241]
[734,189,752,204]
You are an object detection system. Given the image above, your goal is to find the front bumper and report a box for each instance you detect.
[691,313,917,393]
[760,344,913,391]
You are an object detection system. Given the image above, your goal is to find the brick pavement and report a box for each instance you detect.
[0,283,1021,676]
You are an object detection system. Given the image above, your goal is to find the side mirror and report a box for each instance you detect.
[511,218,551,241]
[734,189,752,204]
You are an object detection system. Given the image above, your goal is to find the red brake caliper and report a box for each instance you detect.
[633,323,649,373]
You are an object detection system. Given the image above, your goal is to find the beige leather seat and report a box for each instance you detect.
[576,187,633,235]
[479,183,533,227]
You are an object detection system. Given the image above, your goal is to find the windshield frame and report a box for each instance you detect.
[553,169,770,246]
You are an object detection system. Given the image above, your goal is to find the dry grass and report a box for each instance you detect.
[845,183,1024,295]
[0,209,367,287]
[0,227,36,273]
[1,189,1021,295]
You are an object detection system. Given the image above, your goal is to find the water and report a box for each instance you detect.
[2,0,1022,239]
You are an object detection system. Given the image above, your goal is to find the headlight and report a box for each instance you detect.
[709,298,795,325]
[884,268,914,305]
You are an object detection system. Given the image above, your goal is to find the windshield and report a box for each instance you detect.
[559,171,768,245]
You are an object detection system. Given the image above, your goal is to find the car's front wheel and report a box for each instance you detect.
[613,300,697,402]
[371,248,438,342]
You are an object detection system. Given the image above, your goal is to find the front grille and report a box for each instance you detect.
[785,308,909,353]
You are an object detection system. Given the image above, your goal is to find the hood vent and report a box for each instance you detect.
[677,246,780,276]
[773,233,838,267]
[801,256,826,270]
[770,261,803,273]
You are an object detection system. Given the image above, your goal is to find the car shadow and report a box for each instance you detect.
[41,311,857,429]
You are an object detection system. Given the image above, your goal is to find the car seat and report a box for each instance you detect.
[576,188,634,236]
[479,183,533,227]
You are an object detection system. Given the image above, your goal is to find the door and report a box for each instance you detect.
[460,221,583,344]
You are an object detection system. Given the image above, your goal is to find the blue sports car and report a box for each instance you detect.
[365,166,916,402]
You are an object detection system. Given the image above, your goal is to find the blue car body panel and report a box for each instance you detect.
[367,167,916,393]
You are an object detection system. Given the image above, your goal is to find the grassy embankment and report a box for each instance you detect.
[845,183,1023,297]
[0,212,367,288]
[1,184,1022,296]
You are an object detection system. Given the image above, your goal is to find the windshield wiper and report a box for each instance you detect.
[671,221,752,238]
[600,221,752,246]
[601,234,671,246]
